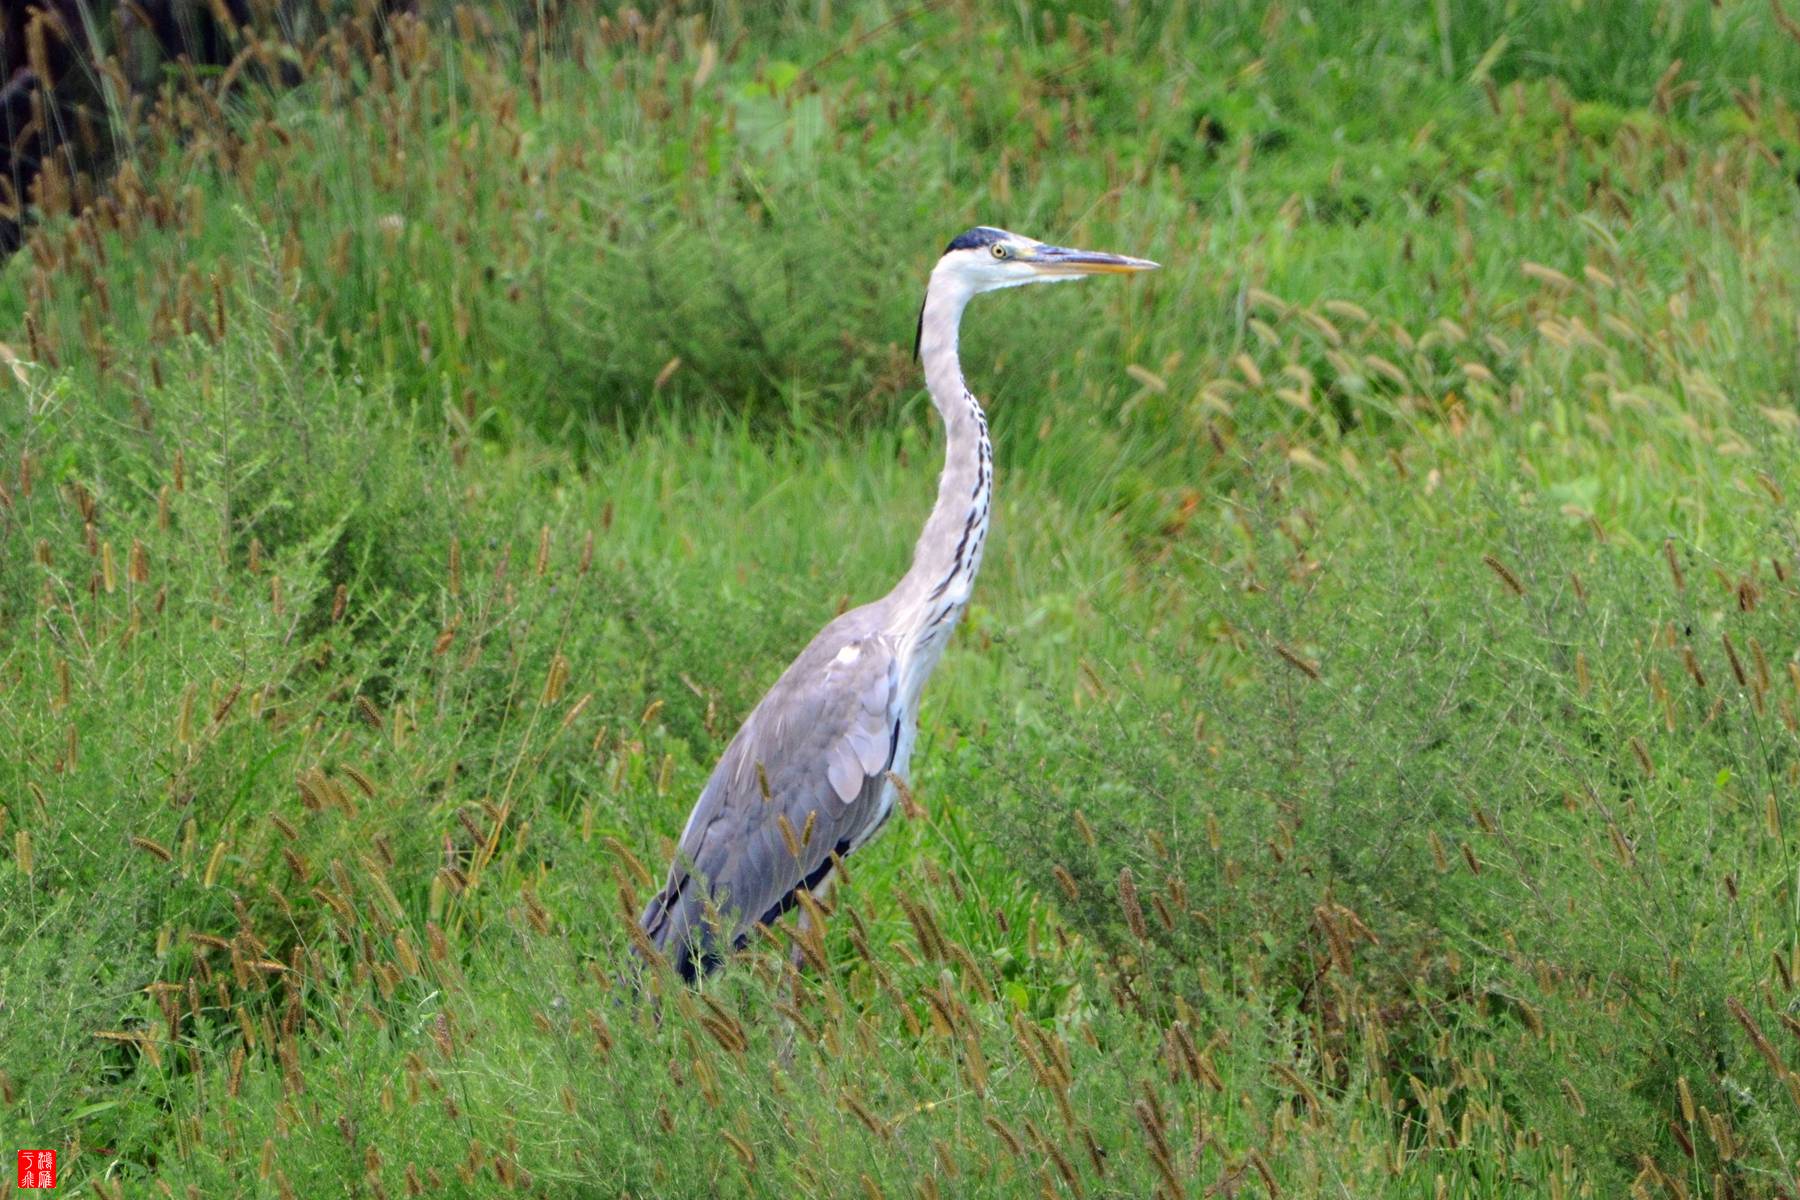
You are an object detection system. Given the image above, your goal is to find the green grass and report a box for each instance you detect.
[4,1,1800,1196]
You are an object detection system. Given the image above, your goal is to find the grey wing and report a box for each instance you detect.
[638,630,899,981]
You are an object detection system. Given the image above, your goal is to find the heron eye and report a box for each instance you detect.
[991,243,1009,259]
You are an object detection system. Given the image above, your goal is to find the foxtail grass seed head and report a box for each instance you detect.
[1274,641,1321,679]
[204,839,228,888]
[1117,867,1147,939]
[984,1114,1024,1157]
[177,683,197,745]
[1073,809,1096,848]
[721,1130,755,1169]
[1726,997,1786,1078]
[357,694,384,730]
[1481,553,1526,597]
[886,770,924,820]
[541,653,569,704]
[1722,633,1748,689]
[340,763,376,800]
[1665,540,1685,590]
[961,1031,989,1094]
[842,1088,891,1139]
[1131,1099,1180,1196]
[900,895,947,963]
[1607,823,1635,867]
[1748,636,1772,692]
[1151,891,1175,931]
[1682,646,1707,690]
[1736,575,1761,612]
[132,834,173,863]
[1522,260,1575,290]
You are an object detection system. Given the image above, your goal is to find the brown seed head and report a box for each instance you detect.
[1722,633,1748,689]
[1682,646,1707,690]
[1117,868,1147,939]
[1481,553,1527,597]
[1274,641,1322,679]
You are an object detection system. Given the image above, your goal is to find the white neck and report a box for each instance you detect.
[885,266,994,692]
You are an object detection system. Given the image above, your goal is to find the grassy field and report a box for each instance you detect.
[4,1,1800,1195]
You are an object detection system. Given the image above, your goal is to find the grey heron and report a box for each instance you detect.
[639,226,1158,981]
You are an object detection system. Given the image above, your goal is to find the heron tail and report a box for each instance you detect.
[637,874,721,984]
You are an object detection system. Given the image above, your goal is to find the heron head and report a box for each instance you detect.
[915,226,1157,358]
[932,226,1159,295]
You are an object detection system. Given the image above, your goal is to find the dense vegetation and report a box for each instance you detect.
[4,1,1800,1195]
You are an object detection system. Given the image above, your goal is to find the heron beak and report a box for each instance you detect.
[1024,244,1160,276]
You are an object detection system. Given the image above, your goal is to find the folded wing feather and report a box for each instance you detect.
[639,626,901,979]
